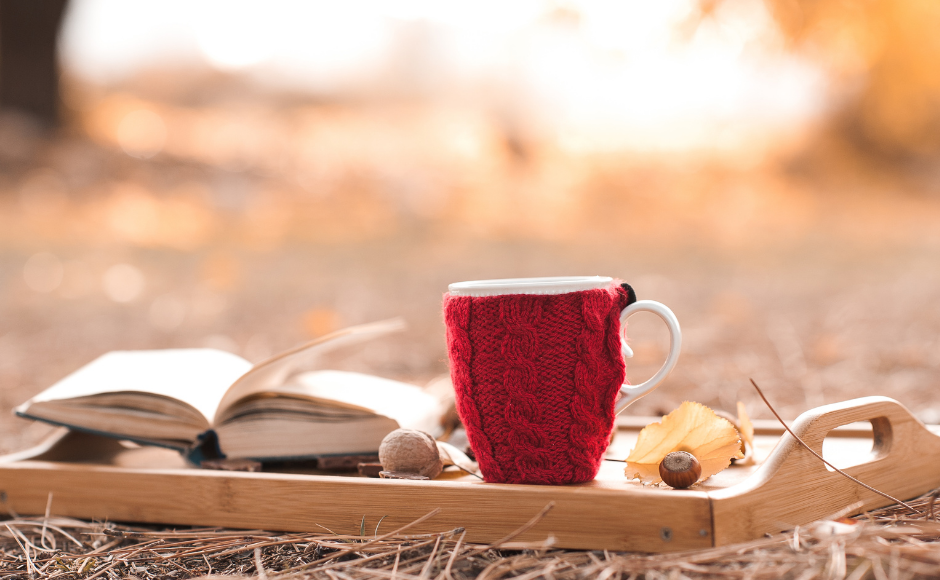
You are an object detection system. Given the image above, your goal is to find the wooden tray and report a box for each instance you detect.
[2,396,939,552]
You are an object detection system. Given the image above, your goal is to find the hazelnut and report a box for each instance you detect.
[378,429,443,479]
[659,451,702,489]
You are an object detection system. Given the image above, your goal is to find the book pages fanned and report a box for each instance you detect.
[213,318,406,422]
[20,349,253,423]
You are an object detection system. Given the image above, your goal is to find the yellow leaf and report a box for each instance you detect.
[737,401,754,452]
[625,401,744,484]
[733,401,757,466]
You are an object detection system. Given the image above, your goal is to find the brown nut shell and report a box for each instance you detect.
[659,451,702,489]
[378,428,443,479]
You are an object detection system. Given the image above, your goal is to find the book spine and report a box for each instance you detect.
[186,430,225,465]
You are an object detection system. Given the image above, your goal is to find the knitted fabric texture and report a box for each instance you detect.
[444,283,631,485]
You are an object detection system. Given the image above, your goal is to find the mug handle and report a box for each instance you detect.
[614,300,682,414]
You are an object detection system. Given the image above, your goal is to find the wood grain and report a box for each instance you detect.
[709,396,940,545]
[0,459,712,552]
[3,397,938,552]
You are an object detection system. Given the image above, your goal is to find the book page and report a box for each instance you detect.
[22,349,253,423]
[213,318,405,423]
[280,370,444,431]
[215,414,403,459]
[218,370,443,433]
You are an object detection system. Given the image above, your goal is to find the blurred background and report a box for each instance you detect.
[2,0,940,453]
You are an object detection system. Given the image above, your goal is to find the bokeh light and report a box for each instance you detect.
[59,0,825,153]
[116,109,167,158]
[102,263,146,303]
[2,0,940,457]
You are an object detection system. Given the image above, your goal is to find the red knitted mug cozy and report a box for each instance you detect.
[444,282,631,485]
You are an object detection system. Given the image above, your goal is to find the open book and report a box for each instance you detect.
[14,320,444,462]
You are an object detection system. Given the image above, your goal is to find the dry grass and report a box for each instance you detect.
[2,490,940,580]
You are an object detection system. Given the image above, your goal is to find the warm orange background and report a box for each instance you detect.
[2,0,939,453]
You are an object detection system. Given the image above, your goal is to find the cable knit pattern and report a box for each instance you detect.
[443,293,505,482]
[499,296,546,480]
[444,282,630,484]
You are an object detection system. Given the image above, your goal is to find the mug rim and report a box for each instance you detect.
[448,276,613,297]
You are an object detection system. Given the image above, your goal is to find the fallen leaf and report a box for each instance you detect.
[436,441,478,475]
[625,401,744,484]
[737,401,755,463]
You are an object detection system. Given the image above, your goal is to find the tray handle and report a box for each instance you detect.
[749,396,939,488]
[710,396,940,544]
[786,396,900,459]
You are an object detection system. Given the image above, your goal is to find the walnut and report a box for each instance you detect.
[378,429,442,479]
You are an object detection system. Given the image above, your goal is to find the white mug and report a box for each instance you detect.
[447,276,681,412]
